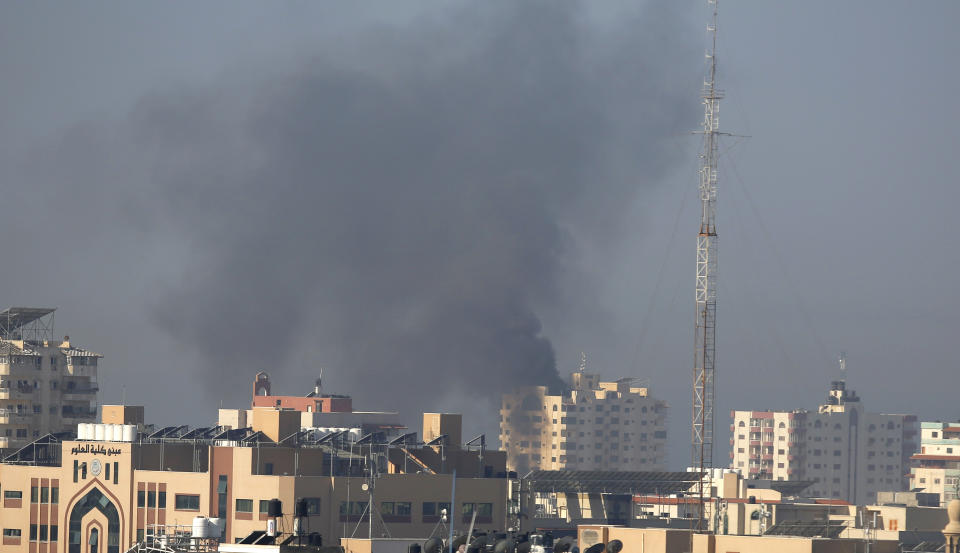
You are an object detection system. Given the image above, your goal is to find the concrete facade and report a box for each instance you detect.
[910,421,960,506]
[499,373,667,473]
[0,336,100,450]
[730,380,917,504]
[0,411,508,553]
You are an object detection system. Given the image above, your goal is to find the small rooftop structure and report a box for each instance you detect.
[0,307,56,341]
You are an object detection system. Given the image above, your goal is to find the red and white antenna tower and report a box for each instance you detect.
[692,0,722,532]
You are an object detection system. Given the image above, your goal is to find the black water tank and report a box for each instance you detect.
[606,540,622,553]
[424,537,444,553]
[295,499,309,517]
[268,498,283,517]
[583,544,604,553]
[408,544,421,553]
[493,538,515,553]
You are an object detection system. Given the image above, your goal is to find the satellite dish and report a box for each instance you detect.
[361,483,369,491]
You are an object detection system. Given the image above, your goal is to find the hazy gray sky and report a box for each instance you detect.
[0,1,956,469]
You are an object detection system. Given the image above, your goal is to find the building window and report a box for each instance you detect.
[138,490,145,508]
[148,490,157,508]
[158,491,166,508]
[49,526,57,542]
[236,499,253,513]
[3,529,21,538]
[31,487,38,503]
[29,524,37,541]
[51,488,58,504]
[4,490,22,500]
[259,500,271,515]
[175,495,200,511]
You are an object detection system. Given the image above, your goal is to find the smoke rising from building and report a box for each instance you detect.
[2,1,696,430]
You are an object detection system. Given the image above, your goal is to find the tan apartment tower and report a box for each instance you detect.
[500,372,667,473]
[0,308,100,450]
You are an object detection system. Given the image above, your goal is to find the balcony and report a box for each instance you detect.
[0,386,36,399]
[62,386,99,400]
[61,409,97,421]
[0,410,31,425]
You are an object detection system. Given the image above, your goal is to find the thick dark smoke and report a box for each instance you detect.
[10,1,696,434]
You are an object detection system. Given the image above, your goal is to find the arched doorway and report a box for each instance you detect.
[69,488,120,553]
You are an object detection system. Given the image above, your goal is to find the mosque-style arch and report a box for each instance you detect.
[69,487,120,553]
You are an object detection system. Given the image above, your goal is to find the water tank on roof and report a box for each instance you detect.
[94,424,105,441]
[122,425,136,442]
[268,498,283,517]
[207,518,223,538]
[192,517,211,538]
[77,423,90,440]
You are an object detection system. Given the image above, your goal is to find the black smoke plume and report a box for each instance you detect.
[12,1,696,433]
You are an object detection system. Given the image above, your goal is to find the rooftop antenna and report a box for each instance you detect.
[692,0,725,533]
[578,352,587,373]
[838,352,847,379]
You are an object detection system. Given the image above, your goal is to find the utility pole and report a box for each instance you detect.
[692,0,722,532]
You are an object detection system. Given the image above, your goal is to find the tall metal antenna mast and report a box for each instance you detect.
[692,0,722,532]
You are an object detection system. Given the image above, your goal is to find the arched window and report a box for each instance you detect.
[778,422,786,428]
[738,421,746,427]
[69,488,120,553]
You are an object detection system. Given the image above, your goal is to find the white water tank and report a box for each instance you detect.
[207,518,223,538]
[94,424,105,441]
[192,517,211,538]
[76,424,88,440]
[111,424,123,442]
[122,425,136,442]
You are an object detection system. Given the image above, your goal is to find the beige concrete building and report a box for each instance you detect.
[0,308,100,450]
[0,406,509,553]
[730,380,917,504]
[910,421,960,506]
[219,375,406,442]
[499,372,666,473]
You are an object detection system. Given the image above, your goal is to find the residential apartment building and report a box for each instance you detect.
[500,372,667,474]
[910,421,960,506]
[0,308,100,450]
[0,405,508,553]
[730,380,917,505]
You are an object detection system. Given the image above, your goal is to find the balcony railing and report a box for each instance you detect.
[63,386,99,398]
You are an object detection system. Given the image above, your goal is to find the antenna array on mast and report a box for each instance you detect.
[692,0,722,532]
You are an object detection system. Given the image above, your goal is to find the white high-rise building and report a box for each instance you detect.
[500,372,667,474]
[730,380,917,505]
[910,421,960,506]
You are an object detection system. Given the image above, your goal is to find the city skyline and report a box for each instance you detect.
[0,1,957,472]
